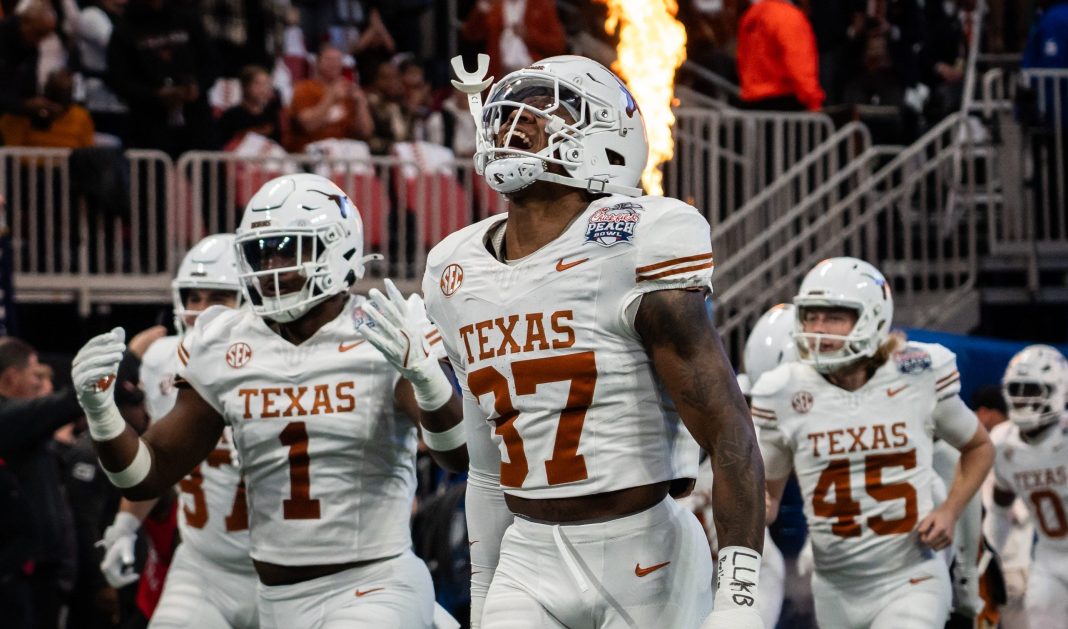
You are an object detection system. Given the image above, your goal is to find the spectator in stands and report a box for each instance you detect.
[362,55,413,154]
[0,68,95,149]
[920,0,971,121]
[286,43,373,151]
[736,0,825,111]
[201,0,288,78]
[460,0,567,80]
[75,0,130,143]
[105,0,217,157]
[440,89,477,158]
[0,337,83,629]
[399,56,444,145]
[0,2,59,123]
[840,25,910,142]
[1019,0,1068,240]
[218,64,284,147]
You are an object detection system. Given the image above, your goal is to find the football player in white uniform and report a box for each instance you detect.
[96,233,258,628]
[753,257,993,629]
[71,174,464,629]
[986,344,1068,626]
[424,54,767,629]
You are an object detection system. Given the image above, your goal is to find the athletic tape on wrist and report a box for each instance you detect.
[422,420,467,452]
[411,359,455,411]
[102,439,152,489]
[87,402,128,442]
[714,546,762,612]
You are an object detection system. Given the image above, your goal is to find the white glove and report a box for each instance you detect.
[796,538,814,578]
[97,511,140,588]
[951,560,983,617]
[72,327,126,413]
[702,608,764,629]
[362,279,453,411]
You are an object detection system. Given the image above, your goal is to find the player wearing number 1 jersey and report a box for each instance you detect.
[987,345,1068,626]
[754,257,993,629]
[71,174,464,629]
[426,55,767,628]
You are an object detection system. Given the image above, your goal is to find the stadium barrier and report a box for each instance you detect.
[665,108,837,228]
[712,113,980,360]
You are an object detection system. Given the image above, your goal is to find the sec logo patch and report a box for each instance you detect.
[440,264,464,297]
[792,391,813,414]
[226,342,252,369]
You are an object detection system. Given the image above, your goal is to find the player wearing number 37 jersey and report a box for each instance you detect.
[70,174,465,629]
[754,257,993,629]
[426,54,767,628]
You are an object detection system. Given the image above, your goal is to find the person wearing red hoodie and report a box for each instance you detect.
[737,0,826,111]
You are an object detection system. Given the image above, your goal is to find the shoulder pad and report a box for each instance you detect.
[892,341,950,375]
[750,362,795,398]
[425,214,505,270]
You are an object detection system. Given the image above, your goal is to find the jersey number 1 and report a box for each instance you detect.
[468,351,597,488]
[812,450,918,538]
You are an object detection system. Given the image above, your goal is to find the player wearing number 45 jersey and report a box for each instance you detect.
[754,257,994,629]
[424,54,767,629]
[71,174,465,629]
[986,345,1068,626]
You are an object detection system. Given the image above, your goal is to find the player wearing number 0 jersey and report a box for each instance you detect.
[72,174,464,629]
[429,54,767,629]
[754,257,993,629]
[987,345,1068,626]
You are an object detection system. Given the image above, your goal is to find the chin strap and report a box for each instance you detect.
[538,171,643,198]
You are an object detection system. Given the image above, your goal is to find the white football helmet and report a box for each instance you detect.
[475,55,648,196]
[793,257,893,373]
[172,233,242,334]
[234,174,370,323]
[741,304,799,393]
[1002,344,1068,432]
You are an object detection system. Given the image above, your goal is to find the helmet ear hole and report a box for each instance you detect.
[605,149,625,166]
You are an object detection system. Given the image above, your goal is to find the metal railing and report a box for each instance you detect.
[712,113,979,358]
[664,108,837,227]
[1,148,174,313]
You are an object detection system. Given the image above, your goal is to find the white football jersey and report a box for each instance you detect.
[178,296,423,566]
[423,195,705,499]
[140,335,181,423]
[753,342,978,582]
[991,420,1068,556]
[141,334,252,570]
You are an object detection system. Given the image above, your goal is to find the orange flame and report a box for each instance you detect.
[601,0,687,195]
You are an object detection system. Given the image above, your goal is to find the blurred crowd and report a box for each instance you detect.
[0,0,569,162]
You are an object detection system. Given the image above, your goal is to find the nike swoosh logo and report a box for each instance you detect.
[909,575,933,585]
[355,587,384,597]
[339,340,366,352]
[635,561,671,577]
[887,385,909,397]
[556,257,590,272]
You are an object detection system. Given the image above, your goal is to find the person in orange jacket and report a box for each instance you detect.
[736,0,826,111]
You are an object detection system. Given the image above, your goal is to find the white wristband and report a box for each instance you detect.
[102,439,152,488]
[422,421,467,452]
[87,401,128,442]
[715,546,762,612]
[409,358,456,411]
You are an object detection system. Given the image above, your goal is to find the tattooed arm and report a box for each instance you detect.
[635,288,766,553]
